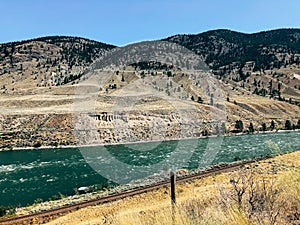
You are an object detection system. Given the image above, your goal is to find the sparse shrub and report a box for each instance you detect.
[201,129,208,136]
[48,192,65,201]
[33,140,42,148]
[51,142,58,147]
[0,205,15,217]
[34,198,43,204]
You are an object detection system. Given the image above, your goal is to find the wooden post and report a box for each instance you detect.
[170,171,176,224]
[170,171,176,205]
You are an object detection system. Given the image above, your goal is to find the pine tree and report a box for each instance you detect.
[261,123,267,131]
[270,120,275,130]
[197,96,203,103]
[285,120,292,130]
[235,120,244,132]
[248,122,254,133]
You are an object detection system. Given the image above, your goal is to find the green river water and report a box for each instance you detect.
[0,131,299,207]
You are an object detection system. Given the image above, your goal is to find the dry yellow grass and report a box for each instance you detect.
[46,151,300,225]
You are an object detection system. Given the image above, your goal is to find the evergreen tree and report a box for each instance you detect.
[220,122,226,134]
[235,120,244,132]
[248,122,254,133]
[268,80,273,95]
[270,120,275,130]
[261,123,267,131]
[285,120,292,130]
[197,96,203,103]
[210,96,214,105]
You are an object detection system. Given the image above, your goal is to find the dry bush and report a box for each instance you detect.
[219,166,300,225]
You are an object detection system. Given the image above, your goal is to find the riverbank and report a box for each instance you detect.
[3,128,299,152]
[1,109,299,152]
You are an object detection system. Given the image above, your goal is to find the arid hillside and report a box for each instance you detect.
[0,30,300,149]
[0,36,115,93]
[165,29,300,103]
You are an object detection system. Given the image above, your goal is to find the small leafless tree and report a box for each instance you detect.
[247,177,281,225]
[220,166,283,225]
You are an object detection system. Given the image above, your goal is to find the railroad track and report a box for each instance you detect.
[0,157,267,225]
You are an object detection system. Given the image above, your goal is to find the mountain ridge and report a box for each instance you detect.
[0,35,116,49]
[164,28,300,69]
[1,28,300,101]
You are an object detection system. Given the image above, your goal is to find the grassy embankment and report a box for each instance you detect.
[46,150,300,225]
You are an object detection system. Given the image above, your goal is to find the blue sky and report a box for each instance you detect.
[1,0,300,46]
